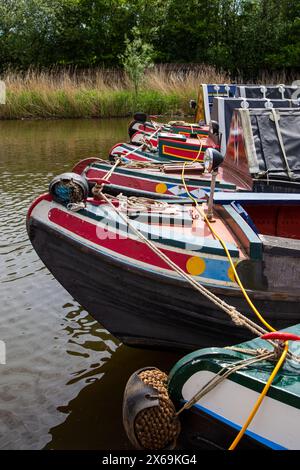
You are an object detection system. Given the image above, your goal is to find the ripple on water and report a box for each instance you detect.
[0,119,127,449]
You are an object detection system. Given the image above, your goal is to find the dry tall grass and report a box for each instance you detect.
[0,65,294,119]
[0,65,230,119]
[144,64,230,95]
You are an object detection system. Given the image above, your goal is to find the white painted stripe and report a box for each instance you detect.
[92,166,161,183]
[239,86,246,98]
[202,84,211,124]
[218,98,227,155]
[182,370,300,449]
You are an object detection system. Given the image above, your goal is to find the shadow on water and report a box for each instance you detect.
[0,117,182,450]
[45,345,181,450]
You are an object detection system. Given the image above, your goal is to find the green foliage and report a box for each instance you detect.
[119,27,154,96]
[0,0,299,77]
[0,88,189,119]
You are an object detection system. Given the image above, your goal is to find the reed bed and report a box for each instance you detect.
[0,65,293,120]
[0,65,230,119]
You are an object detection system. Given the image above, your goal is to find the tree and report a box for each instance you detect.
[0,0,300,78]
[119,27,154,96]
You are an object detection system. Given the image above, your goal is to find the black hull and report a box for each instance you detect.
[28,218,300,351]
[177,407,267,450]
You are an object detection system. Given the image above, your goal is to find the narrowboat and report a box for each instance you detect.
[122,324,300,450]
[91,107,300,198]
[168,324,300,449]
[110,129,219,164]
[128,114,210,141]
[27,168,300,351]
[72,156,242,200]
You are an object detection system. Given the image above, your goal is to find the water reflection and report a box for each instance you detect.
[0,118,181,450]
[46,345,181,450]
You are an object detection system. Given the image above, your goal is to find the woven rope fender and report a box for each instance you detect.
[122,367,181,450]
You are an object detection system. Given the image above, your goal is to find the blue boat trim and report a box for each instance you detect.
[231,202,259,235]
[188,401,287,450]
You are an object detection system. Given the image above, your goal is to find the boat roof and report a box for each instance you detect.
[196,83,300,125]
[249,108,300,181]
[211,98,300,154]
[235,85,300,100]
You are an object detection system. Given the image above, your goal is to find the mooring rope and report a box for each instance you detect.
[101,157,121,180]
[122,161,164,169]
[175,350,274,416]
[88,189,299,449]
[95,190,300,367]
[97,190,268,338]
[118,194,170,212]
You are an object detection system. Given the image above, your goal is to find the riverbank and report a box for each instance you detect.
[0,66,230,119]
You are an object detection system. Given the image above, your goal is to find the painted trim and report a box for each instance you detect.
[203,84,211,124]
[31,201,240,288]
[220,204,262,259]
[76,205,240,257]
[218,97,227,155]
[191,401,287,450]
[168,326,300,409]
[90,162,237,191]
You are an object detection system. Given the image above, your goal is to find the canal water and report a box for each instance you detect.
[0,118,181,450]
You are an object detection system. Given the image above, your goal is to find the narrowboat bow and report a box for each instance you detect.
[72,157,242,200]
[168,324,300,449]
[122,324,300,450]
[27,175,300,351]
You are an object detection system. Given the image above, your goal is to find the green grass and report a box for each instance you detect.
[0,89,194,119]
[0,65,294,120]
[0,66,230,119]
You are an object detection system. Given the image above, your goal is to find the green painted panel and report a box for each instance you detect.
[168,324,300,409]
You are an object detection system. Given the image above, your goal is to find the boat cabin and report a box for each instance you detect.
[224,108,300,192]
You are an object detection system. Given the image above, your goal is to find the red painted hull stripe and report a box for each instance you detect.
[49,208,193,273]
[87,168,199,193]
[161,145,205,160]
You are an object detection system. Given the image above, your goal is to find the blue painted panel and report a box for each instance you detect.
[206,84,237,106]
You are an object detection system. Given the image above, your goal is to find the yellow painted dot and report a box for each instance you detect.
[228,264,237,282]
[155,183,168,194]
[186,257,206,276]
